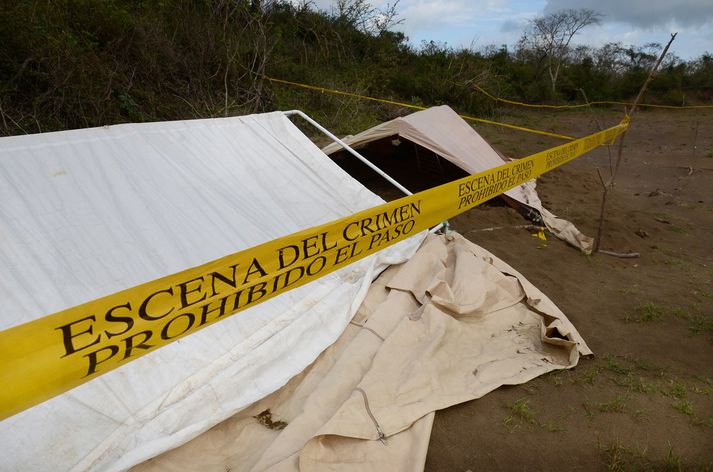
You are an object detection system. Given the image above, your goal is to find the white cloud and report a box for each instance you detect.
[400,0,484,31]
[289,0,712,56]
[500,18,528,32]
[304,0,508,32]
[543,0,713,29]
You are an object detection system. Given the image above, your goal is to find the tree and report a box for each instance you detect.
[331,0,402,35]
[519,9,602,94]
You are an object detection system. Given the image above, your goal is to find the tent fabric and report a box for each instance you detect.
[518,180,595,253]
[322,106,594,253]
[0,112,424,472]
[134,232,591,472]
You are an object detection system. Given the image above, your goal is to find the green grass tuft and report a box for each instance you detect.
[593,394,628,413]
[623,303,664,323]
[668,382,687,399]
[503,397,537,431]
[672,398,695,417]
[580,364,602,384]
[605,356,634,375]
[664,444,684,471]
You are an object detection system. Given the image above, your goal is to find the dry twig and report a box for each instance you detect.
[592,32,677,253]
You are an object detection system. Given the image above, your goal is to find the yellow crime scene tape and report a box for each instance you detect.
[265,76,576,141]
[470,83,713,110]
[0,118,629,421]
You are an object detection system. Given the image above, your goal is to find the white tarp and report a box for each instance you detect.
[133,233,591,472]
[322,106,594,252]
[0,112,424,471]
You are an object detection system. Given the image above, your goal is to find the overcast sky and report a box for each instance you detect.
[308,0,713,59]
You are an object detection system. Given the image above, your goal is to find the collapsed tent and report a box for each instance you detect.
[133,233,591,472]
[0,111,591,472]
[0,113,422,471]
[322,105,594,253]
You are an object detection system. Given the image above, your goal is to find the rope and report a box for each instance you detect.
[470,83,713,110]
[355,387,387,444]
[264,76,576,141]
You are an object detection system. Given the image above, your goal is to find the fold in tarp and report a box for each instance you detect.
[0,112,424,471]
[322,106,594,252]
[134,232,591,472]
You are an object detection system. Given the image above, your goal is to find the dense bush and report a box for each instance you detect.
[0,0,710,136]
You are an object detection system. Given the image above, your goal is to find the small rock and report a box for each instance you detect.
[635,229,649,238]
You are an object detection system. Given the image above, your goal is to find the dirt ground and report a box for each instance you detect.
[422,108,713,471]
[329,106,713,471]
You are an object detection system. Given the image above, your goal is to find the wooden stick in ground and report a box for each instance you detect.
[593,126,625,253]
[465,224,544,234]
[598,250,640,258]
[580,88,614,176]
[593,32,677,253]
[692,118,699,158]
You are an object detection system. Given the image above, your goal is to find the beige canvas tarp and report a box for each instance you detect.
[135,232,591,472]
[322,106,594,253]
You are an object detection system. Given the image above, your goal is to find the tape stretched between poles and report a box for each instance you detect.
[0,120,628,420]
[470,83,713,110]
[264,76,577,141]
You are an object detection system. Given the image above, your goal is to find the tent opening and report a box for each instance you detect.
[321,106,594,252]
[329,137,530,217]
[329,137,466,200]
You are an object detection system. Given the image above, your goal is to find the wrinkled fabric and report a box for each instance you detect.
[323,106,594,252]
[136,233,590,472]
[518,180,594,254]
[0,113,423,472]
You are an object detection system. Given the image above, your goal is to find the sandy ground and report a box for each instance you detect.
[331,107,713,470]
[428,108,713,471]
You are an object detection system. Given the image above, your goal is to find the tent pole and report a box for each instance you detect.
[283,110,448,233]
[284,110,413,196]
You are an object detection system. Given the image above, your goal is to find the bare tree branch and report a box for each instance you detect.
[519,9,602,94]
[593,33,677,253]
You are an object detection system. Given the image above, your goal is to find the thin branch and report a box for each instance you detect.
[593,33,677,253]
[578,88,603,131]
[0,99,9,133]
[580,87,614,176]
[628,33,678,117]
[596,167,606,187]
[0,101,28,135]
[464,224,544,234]
[597,250,640,258]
